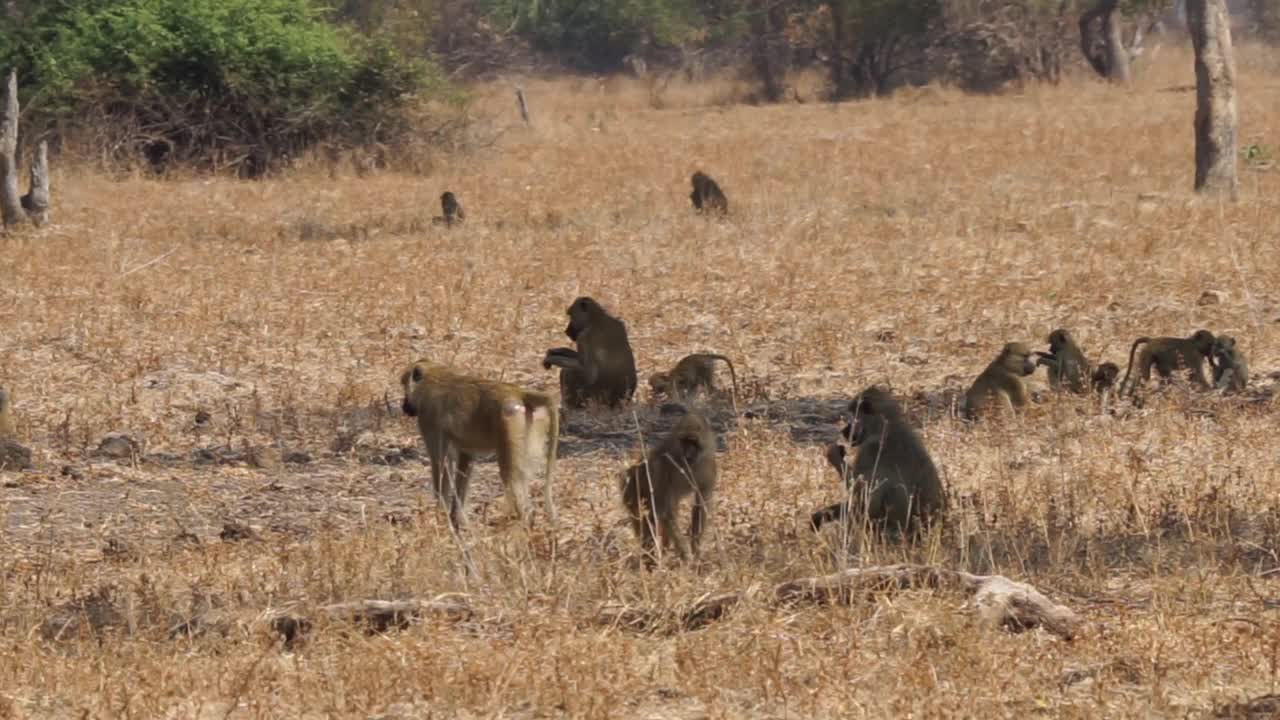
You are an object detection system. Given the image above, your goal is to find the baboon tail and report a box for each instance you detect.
[1120,338,1149,397]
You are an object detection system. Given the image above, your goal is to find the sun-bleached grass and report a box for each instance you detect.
[2,43,1280,718]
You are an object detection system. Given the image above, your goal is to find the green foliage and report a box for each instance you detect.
[0,0,442,173]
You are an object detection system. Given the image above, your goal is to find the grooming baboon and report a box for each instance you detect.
[432,191,465,226]
[1211,335,1249,392]
[1092,362,1120,394]
[1119,330,1216,396]
[648,353,739,402]
[399,361,558,532]
[542,296,638,408]
[689,171,728,215]
[619,411,718,562]
[1035,329,1091,393]
[0,387,13,438]
[812,386,946,536]
[962,343,1037,420]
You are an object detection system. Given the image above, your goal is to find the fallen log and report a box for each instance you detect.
[261,595,472,648]
[600,564,1082,640]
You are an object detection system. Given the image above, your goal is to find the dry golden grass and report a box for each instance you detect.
[4,43,1280,718]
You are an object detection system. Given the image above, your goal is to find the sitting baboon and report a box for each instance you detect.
[619,411,718,562]
[542,297,638,408]
[1092,362,1120,394]
[399,361,558,531]
[1120,330,1216,396]
[812,386,946,537]
[689,172,728,215]
[1211,335,1249,393]
[1035,329,1091,394]
[432,191,465,226]
[648,353,739,403]
[963,343,1037,420]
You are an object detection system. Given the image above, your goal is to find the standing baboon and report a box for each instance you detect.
[0,387,13,438]
[400,361,558,531]
[648,353,739,402]
[1211,335,1249,392]
[963,343,1037,420]
[542,297,638,408]
[433,191,465,226]
[1119,330,1216,396]
[1092,362,1120,394]
[812,386,946,537]
[1035,329,1092,394]
[689,172,728,215]
[619,411,718,561]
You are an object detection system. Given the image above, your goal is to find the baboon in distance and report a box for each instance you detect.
[812,386,946,537]
[433,191,465,226]
[1119,330,1216,396]
[649,353,739,403]
[689,172,728,215]
[399,361,558,532]
[1092,362,1120,394]
[1211,335,1249,392]
[619,411,718,562]
[0,387,13,438]
[963,343,1037,420]
[1035,329,1091,393]
[542,297,638,408]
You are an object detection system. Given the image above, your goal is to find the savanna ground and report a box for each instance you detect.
[3,43,1280,719]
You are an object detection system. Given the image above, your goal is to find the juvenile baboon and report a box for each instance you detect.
[1092,362,1120,394]
[619,411,718,561]
[399,361,559,532]
[1035,329,1091,393]
[0,387,13,438]
[1211,335,1249,392]
[432,191,465,226]
[1119,330,1216,396]
[542,297,638,408]
[812,386,946,537]
[648,353,739,402]
[962,343,1037,420]
[689,171,728,215]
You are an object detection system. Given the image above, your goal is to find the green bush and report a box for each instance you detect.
[0,0,443,174]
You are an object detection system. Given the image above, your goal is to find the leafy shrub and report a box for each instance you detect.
[0,0,444,174]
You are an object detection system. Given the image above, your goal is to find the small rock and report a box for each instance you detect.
[0,439,33,470]
[659,403,689,416]
[60,465,83,480]
[282,450,312,465]
[193,409,212,427]
[219,522,257,542]
[95,433,141,460]
[874,329,897,343]
[102,538,138,561]
[1198,290,1224,306]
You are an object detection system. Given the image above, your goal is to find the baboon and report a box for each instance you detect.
[689,171,728,215]
[648,353,739,402]
[962,343,1037,420]
[542,297,638,408]
[619,411,718,562]
[1211,335,1249,392]
[812,386,946,537]
[432,191,465,226]
[0,387,13,438]
[1119,330,1216,396]
[1092,362,1120,394]
[1035,329,1091,393]
[399,361,559,532]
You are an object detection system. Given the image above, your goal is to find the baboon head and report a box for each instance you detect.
[399,363,427,417]
[565,296,604,342]
[839,386,896,446]
[1000,343,1037,377]
[1192,329,1216,356]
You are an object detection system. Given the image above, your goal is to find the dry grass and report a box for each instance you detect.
[4,43,1280,718]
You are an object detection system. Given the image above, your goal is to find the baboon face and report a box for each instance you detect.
[1001,343,1037,376]
[565,296,601,341]
[840,387,890,446]
[1093,362,1119,388]
[1047,329,1072,352]
[648,372,670,392]
[399,363,426,417]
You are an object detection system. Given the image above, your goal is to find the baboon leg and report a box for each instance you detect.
[427,434,464,530]
[659,501,691,561]
[870,482,911,537]
[690,493,713,556]
[810,503,845,531]
[559,368,588,409]
[451,453,474,530]
[497,406,533,525]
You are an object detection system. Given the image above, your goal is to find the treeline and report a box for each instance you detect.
[0,0,1271,174]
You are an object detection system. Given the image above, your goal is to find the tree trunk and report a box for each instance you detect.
[22,140,48,227]
[1187,0,1239,198]
[0,69,22,227]
[1079,0,1130,82]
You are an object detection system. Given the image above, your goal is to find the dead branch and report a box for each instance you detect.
[260,595,472,647]
[600,564,1082,641]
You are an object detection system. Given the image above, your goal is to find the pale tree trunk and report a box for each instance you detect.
[1080,0,1131,82]
[1187,0,1239,198]
[0,69,22,227]
[22,140,48,226]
